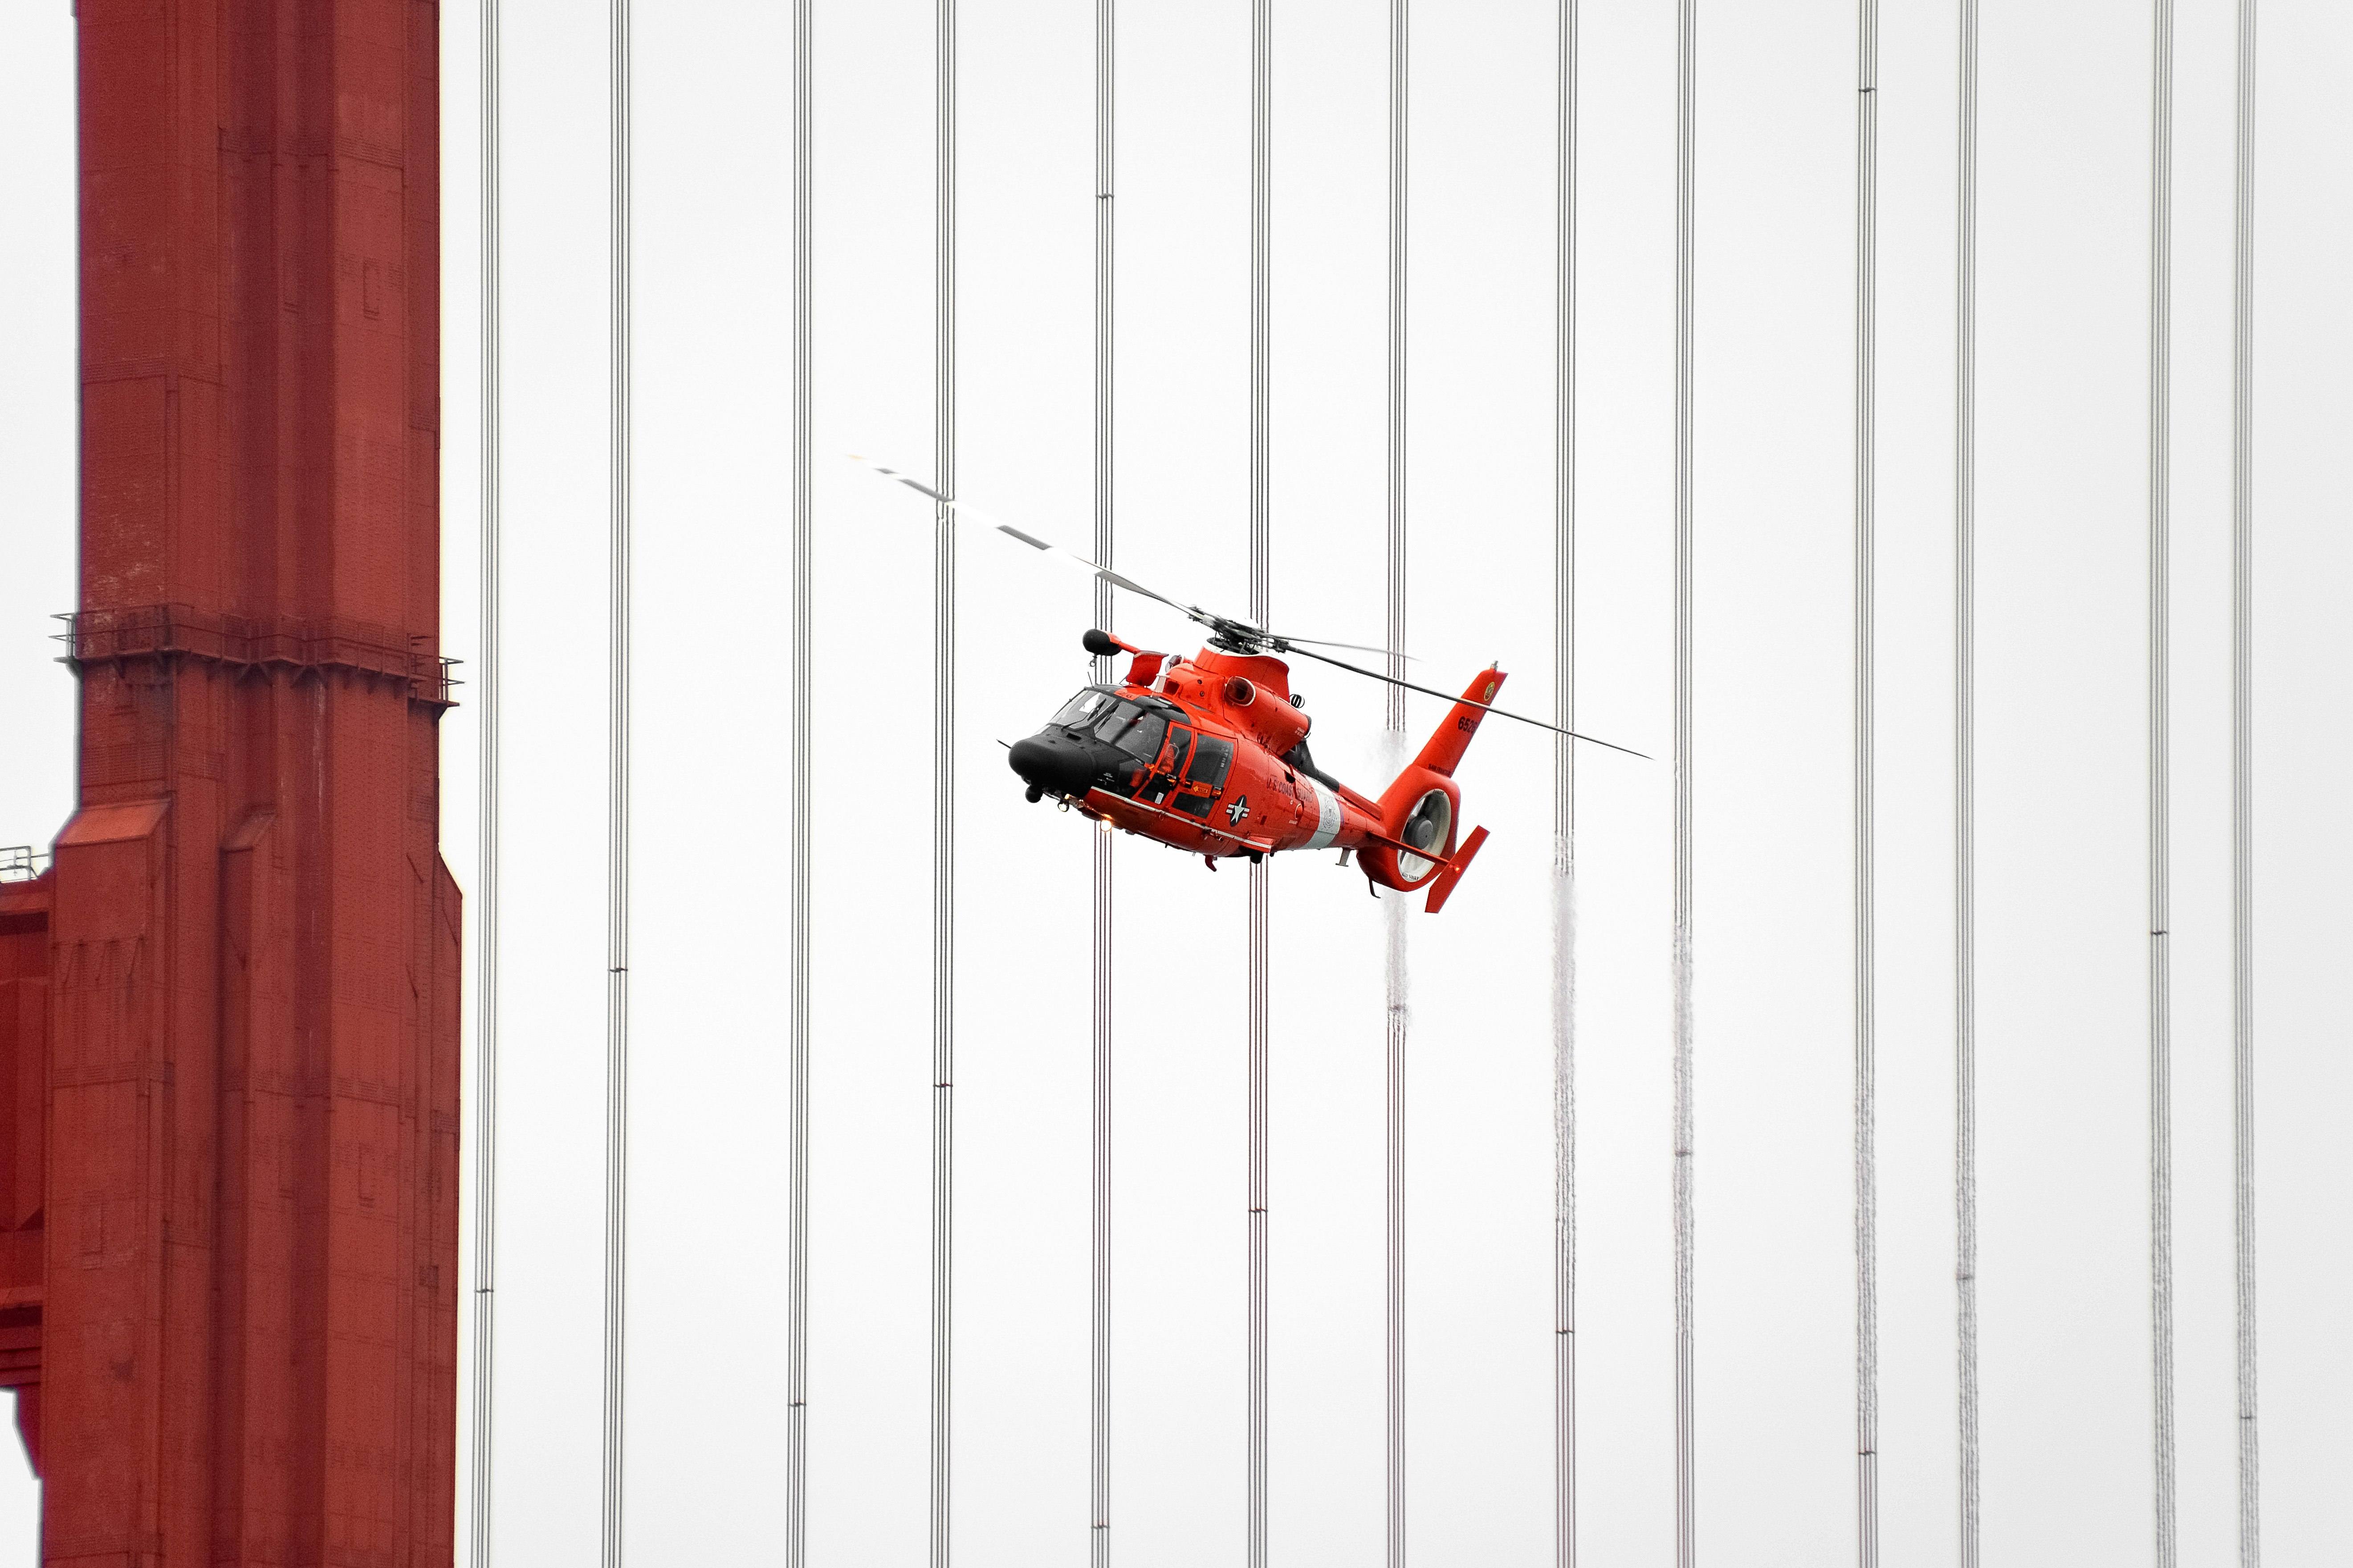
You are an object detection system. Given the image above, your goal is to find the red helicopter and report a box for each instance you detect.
[855,458,1644,913]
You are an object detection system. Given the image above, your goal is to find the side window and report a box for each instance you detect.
[1136,725,1194,807]
[1185,735,1235,791]
[1113,712,1168,761]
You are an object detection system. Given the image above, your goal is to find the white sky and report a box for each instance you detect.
[2,0,2349,1563]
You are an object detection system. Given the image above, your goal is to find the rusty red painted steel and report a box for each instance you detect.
[1,872,49,1475]
[10,4,461,1563]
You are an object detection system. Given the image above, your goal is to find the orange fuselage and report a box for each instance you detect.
[1010,646,1502,909]
[1070,648,1386,862]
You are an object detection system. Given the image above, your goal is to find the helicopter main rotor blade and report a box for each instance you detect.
[853,454,1639,755]
[1268,634,1420,662]
[850,455,1204,622]
[850,455,1406,660]
[1282,644,1652,760]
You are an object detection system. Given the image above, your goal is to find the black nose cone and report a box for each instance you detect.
[1010,731,1099,799]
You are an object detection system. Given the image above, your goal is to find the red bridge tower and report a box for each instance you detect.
[1,3,462,1561]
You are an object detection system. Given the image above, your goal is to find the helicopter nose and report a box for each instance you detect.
[1009,731,1099,800]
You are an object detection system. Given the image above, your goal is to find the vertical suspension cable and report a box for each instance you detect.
[2145,0,2177,1559]
[1090,2,1116,1560]
[2228,1,2259,1560]
[932,0,959,1560]
[1383,3,1409,1565]
[1245,3,1272,1562]
[1550,1,1579,1560]
[1953,0,1981,1560]
[1670,0,1698,1560]
[785,0,815,1558]
[469,0,502,1561]
[1852,1,1879,1563]
[600,0,633,1560]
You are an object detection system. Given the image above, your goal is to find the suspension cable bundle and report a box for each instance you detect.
[1384,4,1410,1564]
[600,0,633,1562]
[1852,1,1881,1561]
[2228,2,2260,1557]
[1952,1,1982,1559]
[932,0,960,1560]
[1245,5,1273,1563]
[470,0,504,1560]
[1551,2,1580,1563]
[1090,2,1117,1561]
[2146,0,2178,1560]
[785,0,816,1558]
[1669,1,1698,1561]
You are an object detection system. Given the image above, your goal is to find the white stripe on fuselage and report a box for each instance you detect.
[1304,778,1342,851]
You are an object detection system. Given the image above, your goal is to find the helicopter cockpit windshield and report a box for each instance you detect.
[1050,687,1170,763]
[1048,687,1117,731]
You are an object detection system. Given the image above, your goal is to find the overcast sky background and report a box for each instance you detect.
[3,0,2349,1562]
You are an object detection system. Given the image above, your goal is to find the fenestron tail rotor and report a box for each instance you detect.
[850,453,1646,759]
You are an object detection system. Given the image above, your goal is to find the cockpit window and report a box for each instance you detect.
[1050,687,1117,730]
[1050,687,1181,765]
[1096,708,1168,761]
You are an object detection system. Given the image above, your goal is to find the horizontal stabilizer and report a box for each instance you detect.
[1422,825,1490,914]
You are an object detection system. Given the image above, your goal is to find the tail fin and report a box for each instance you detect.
[1410,666,1508,778]
[1361,667,1507,898]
